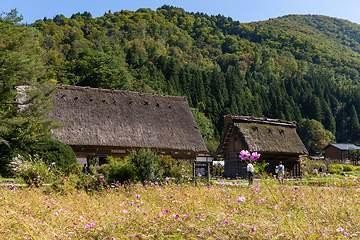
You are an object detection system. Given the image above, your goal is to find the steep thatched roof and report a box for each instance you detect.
[217,115,308,155]
[46,85,207,152]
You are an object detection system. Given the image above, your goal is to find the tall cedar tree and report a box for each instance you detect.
[0,10,59,169]
[349,105,360,143]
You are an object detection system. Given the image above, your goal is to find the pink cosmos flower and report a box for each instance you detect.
[250,152,261,161]
[237,196,245,203]
[336,227,344,232]
[239,150,250,160]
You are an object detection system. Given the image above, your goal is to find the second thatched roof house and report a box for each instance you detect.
[46,85,208,164]
[216,115,308,178]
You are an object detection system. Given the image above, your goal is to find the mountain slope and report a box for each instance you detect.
[249,14,360,58]
[29,6,360,152]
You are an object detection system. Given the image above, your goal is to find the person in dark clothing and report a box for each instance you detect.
[319,166,323,177]
[82,164,89,175]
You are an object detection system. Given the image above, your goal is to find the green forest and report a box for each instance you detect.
[4,6,360,157]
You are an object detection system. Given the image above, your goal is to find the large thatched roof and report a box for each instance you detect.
[46,85,207,153]
[217,115,308,155]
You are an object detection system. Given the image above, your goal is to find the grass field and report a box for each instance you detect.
[1,177,360,239]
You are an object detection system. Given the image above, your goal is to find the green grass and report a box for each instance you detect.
[1,177,360,239]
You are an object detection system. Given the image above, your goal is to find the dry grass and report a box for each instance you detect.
[1,179,360,239]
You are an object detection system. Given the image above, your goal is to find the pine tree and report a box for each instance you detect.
[349,105,360,143]
[322,99,336,134]
[0,10,59,172]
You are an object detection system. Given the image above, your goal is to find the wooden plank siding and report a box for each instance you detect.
[217,115,307,179]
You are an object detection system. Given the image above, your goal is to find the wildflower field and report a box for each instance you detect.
[2,178,360,239]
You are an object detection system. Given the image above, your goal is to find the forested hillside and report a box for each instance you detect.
[29,6,360,155]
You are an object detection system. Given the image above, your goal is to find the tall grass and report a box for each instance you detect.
[1,178,360,239]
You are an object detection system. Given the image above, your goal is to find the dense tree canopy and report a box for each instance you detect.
[9,6,360,154]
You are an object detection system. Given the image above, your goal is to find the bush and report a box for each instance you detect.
[129,148,163,182]
[9,155,57,186]
[30,140,76,170]
[64,163,82,175]
[343,164,355,171]
[328,164,343,174]
[159,155,192,182]
[213,164,224,177]
[300,159,326,175]
[101,157,137,184]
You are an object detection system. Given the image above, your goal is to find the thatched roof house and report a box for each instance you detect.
[46,85,208,161]
[216,115,308,178]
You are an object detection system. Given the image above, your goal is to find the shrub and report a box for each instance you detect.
[159,155,192,182]
[343,164,355,171]
[168,159,192,183]
[64,163,82,175]
[30,140,76,170]
[328,164,343,174]
[212,164,224,177]
[299,159,326,175]
[129,148,163,182]
[100,157,137,184]
[9,155,57,186]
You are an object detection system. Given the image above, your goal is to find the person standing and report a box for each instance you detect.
[318,166,323,177]
[82,164,89,175]
[275,161,285,184]
[247,162,255,185]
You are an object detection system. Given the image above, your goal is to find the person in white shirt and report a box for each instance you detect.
[247,162,255,185]
[275,161,285,184]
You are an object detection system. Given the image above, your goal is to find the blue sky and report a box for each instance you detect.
[3,0,360,25]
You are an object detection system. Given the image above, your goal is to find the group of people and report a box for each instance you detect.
[246,161,325,185]
[246,161,285,185]
[312,166,323,177]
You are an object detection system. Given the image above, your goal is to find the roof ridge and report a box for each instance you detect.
[224,115,297,126]
[57,85,187,102]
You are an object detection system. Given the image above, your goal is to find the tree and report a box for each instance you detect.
[0,10,59,175]
[322,99,336,134]
[191,107,218,153]
[297,118,334,156]
[348,105,360,143]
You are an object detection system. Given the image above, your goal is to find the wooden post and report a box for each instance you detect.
[207,161,210,183]
[193,161,196,184]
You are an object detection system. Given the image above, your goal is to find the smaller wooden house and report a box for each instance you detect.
[323,143,360,162]
[216,115,308,178]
